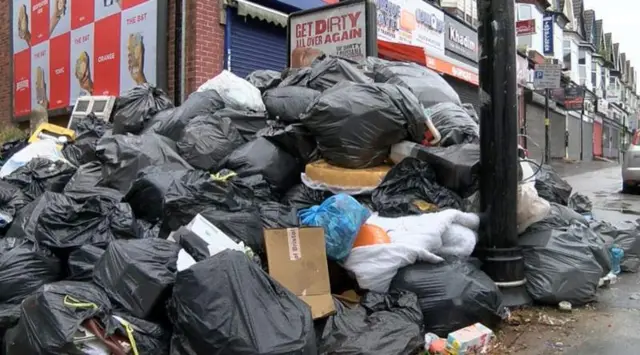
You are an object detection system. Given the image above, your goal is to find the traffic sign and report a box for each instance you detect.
[533,63,562,89]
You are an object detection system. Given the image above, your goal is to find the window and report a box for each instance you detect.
[517,4,532,20]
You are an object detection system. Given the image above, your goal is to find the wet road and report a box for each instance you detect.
[506,166,640,354]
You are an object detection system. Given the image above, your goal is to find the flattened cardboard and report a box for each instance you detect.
[264,227,335,319]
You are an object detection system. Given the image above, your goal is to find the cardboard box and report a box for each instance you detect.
[264,227,335,319]
[445,323,494,355]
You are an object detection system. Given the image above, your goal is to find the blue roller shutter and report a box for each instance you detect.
[229,10,288,78]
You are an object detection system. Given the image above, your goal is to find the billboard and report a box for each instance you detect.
[11,0,166,119]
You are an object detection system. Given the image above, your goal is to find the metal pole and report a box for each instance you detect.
[545,88,550,163]
[579,86,586,161]
[477,0,528,306]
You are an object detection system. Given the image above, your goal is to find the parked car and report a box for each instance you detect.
[622,130,640,193]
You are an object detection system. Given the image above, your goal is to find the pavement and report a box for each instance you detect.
[494,162,640,354]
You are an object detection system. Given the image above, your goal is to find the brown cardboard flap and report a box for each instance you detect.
[300,294,336,319]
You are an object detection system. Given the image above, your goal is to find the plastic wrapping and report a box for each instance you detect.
[0,181,30,229]
[4,157,76,200]
[0,138,28,162]
[245,69,282,92]
[67,244,105,282]
[168,250,316,355]
[93,238,180,319]
[315,291,424,355]
[391,259,506,337]
[197,70,266,112]
[535,164,573,205]
[176,114,245,170]
[220,137,300,193]
[390,141,480,197]
[62,161,116,199]
[0,238,61,328]
[372,158,463,217]
[569,193,593,213]
[0,140,66,178]
[198,208,266,259]
[307,55,373,92]
[301,82,426,168]
[113,84,174,134]
[62,113,112,165]
[259,201,300,229]
[96,133,192,193]
[4,281,113,355]
[517,183,552,234]
[425,103,480,146]
[256,123,318,165]
[591,221,640,272]
[299,194,370,260]
[263,86,320,123]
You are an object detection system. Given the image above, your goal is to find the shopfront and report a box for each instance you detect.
[593,115,604,157]
[442,13,480,112]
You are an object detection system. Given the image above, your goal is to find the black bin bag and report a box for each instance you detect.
[426,102,480,146]
[68,244,105,282]
[535,164,573,205]
[168,250,317,355]
[113,84,174,134]
[4,281,112,355]
[220,137,301,193]
[591,220,640,272]
[246,69,282,92]
[282,184,333,210]
[63,161,117,199]
[213,108,269,141]
[96,133,193,194]
[0,181,30,230]
[199,208,265,256]
[176,114,245,170]
[5,192,66,241]
[307,55,373,92]
[257,123,319,165]
[263,86,320,123]
[4,157,76,200]
[301,82,427,169]
[391,259,506,337]
[63,113,112,166]
[93,238,180,319]
[0,238,61,328]
[315,291,424,355]
[123,164,193,223]
[372,158,463,217]
[144,90,226,141]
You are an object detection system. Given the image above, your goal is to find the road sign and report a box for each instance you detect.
[533,63,562,89]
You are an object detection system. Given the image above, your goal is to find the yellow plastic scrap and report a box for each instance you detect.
[63,295,97,309]
[210,171,237,182]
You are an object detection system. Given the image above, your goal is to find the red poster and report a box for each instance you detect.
[93,14,121,96]
[49,33,70,109]
[71,0,94,30]
[121,0,148,10]
[13,50,31,116]
[30,0,49,45]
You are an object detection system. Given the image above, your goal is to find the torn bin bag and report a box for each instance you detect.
[372,158,463,217]
[113,84,174,134]
[301,82,427,168]
[263,86,320,123]
[123,164,193,223]
[176,114,245,170]
[168,250,316,355]
[0,181,30,229]
[535,164,573,205]
[93,238,180,319]
[4,281,112,355]
[220,137,300,193]
[96,133,192,194]
[316,291,424,355]
[425,103,480,146]
[246,69,282,92]
[391,259,506,337]
[4,158,76,200]
[0,238,61,328]
[68,244,105,282]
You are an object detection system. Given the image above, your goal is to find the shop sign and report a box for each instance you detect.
[606,86,621,101]
[444,14,477,62]
[425,55,479,85]
[375,0,446,56]
[564,87,584,111]
[12,0,164,118]
[516,19,536,36]
[542,15,554,55]
[288,0,377,67]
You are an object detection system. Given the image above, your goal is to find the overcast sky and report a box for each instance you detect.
[583,0,639,78]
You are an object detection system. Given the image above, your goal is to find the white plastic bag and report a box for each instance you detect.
[343,210,480,293]
[517,183,551,234]
[197,70,266,112]
[0,140,65,178]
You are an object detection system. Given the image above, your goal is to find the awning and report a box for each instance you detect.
[377,40,426,65]
[227,0,288,28]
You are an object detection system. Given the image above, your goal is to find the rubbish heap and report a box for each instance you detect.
[0,54,627,354]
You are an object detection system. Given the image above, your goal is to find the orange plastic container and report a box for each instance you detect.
[352,224,391,248]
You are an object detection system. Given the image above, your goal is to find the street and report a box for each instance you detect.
[497,164,640,354]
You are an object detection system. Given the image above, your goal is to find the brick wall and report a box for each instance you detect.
[0,0,11,125]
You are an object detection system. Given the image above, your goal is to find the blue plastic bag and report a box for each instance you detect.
[610,246,624,275]
[298,194,370,260]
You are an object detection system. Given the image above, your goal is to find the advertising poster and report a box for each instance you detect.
[50,0,71,38]
[289,2,367,67]
[94,14,121,95]
[14,50,31,116]
[375,0,445,56]
[95,0,122,21]
[122,0,149,10]
[120,1,157,90]
[71,0,95,30]
[69,23,95,104]
[30,0,50,46]
[49,33,71,109]
[13,0,31,53]
[31,41,50,110]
